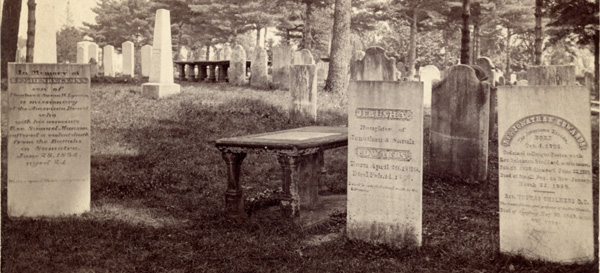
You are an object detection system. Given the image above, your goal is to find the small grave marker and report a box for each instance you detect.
[103,45,115,76]
[289,65,317,121]
[250,47,269,89]
[229,45,247,85]
[122,41,134,76]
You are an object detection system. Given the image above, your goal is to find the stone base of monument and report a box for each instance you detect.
[141,83,180,99]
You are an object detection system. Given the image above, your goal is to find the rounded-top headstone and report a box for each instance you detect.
[361,47,396,81]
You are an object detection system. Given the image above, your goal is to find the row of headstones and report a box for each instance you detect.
[77,41,155,78]
[346,46,593,263]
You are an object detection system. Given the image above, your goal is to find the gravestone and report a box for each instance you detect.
[289,65,318,121]
[250,47,269,89]
[510,73,517,84]
[216,49,223,60]
[584,72,597,100]
[223,45,232,60]
[418,65,440,114]
[347,81,424,248]
[141,45,152,77]
[316,60,329,83]
[122,41,134,76]
[476,57,498,141]
[272,45,293,89]
[103,45,115,76]
[349,50,365,81]
[33,0,57,63]
[497,85,593,263]
[527,65,576,86]
[430,65,490,182]
[498,76,505,86]
[142,9,180,99]
[229,45,247,85]
[292,49,315,65]
[516,80,528,86]
[351,47,397,81]
[88,43,99,63]
[7,63,91,217]
[76,41,90,64]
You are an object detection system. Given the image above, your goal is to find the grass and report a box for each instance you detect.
[1,80,598,272]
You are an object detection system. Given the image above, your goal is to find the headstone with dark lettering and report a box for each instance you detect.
[497,85,593,263]
[430,65,490,182]
[251,47,269,89]
[142,9,180,98]
[290,65,317,121]
[7,63,91,217]
[347,81,424,248]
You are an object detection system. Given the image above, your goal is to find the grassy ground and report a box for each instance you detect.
[1,81,598,272]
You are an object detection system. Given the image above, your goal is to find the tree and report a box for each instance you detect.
[546,0,598,95]
[25,0,36,63]
[460,0,470,64]
[56,27,83,63]
[1,0,23,80]
[324,0,351,93]
[84,0,153,48]
[498,6,530,74]
[534,0,543,65]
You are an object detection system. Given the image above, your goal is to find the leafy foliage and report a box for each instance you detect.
[56,26,84,64]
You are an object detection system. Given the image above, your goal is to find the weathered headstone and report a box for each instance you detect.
[510,73,517,84]
[289,65,318,121]
[33,0,57,63]
[526,65,576,86]
[216,48,223,60]
[250,47,269,89]
[316,60,329,83]
[497,85,593,263]
[122,41,134,76]
[349,50,365,81]
[351,47,397,81]
[229,45,247,85]
[7,63,91,217]
[76,41,90,64]
[477,57,498,141]
[498,76,505,86]
[223,45,232,60]
[141,9,180,99]
[430,65,490,182]
[292,49,315,65]
[418,65,440,113]
[347,81,424,248]
[103,45,115,77]
[88,43,99,64]
[272,45,293,89]
[476,57,495,87]
[141,45,153,77]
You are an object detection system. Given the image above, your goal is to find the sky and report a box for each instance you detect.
[18,0,97,38]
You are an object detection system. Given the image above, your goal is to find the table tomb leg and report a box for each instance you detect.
[222,152,247,217]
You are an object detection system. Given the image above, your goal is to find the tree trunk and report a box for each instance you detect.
[205,44,210,61]
[324,0,351,93]
[473,21,480,63]
[506,28,511,77]
[595,10,599,100]
[407,11,417,78]
[1,0,23,79]
[303,1,313,50]
[25,0,36,63]
[534,0,543,65]
[460,0,470,64]
[443,29,449,70]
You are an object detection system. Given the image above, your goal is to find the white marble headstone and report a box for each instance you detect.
[103,45,115,77]
[141,45,153,77]
[122,41,134,76]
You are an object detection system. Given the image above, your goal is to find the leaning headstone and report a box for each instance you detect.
[430,65,490,182]
[76,41,90,64]
[289,65,318,121]
[142,9,180,99]
[349,50,365,81]
[527,65,576,86]
[497,85,593,263]
[250,47,269,88]
[223,45,232,60]
[292,49,315,65]
[122,41,134,76]
[7,63,91,217]
[33,0,57,63]
[353,47,397,81]
[418,65,440,113]
[141,45,153,77]
[347,81,424,248]
[103,45,115,76]
[229,45,247,85]
[272,45,293,89]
